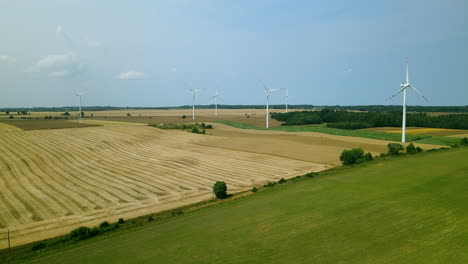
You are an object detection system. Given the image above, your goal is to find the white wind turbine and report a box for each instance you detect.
[258,77,284,128]
[283,89,289,113]
[209,89,222,118]
[388,56,428,143]
[75,90,86,122]
[189,88,199,120]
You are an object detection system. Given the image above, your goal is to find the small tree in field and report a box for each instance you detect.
[461,137,468,146]
[406,142,417,154]
[213,181,228,199]
[340,148,364,165]
[387,143,404,155]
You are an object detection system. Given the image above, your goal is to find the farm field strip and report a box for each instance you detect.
[0,125,321,248]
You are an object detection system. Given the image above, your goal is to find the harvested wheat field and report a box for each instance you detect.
[0,124,326,248]
[198,123,440,166]
[0,123,22,133]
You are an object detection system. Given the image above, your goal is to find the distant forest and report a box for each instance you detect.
[271,109,468,129]
[1,105,467,113]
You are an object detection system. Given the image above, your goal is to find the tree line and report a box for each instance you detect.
[271,109,468,129]
[2,105,466,113]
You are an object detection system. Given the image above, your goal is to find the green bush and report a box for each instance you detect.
[363,152,373,161]
[99,221,110,229]
[213,181,228,199]
[340,148,364,165]
[32,242,46,251]
[172,210,184,216]
[263,181,276,187]
[251,187,258,192]
[147,215,154,222]
[206,124,213,129]
[69,226,93,240]
[118,218,125,224]
[461,137,468,146]
[182,115,187,119]
[305,172,317,178]
[278,178,286,184]
[191,127,200,133]
[406,143,418,154]
[387,143,404,155]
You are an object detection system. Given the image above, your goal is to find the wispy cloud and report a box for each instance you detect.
[31,52,85,78]
[116,71,145,80]
[344,68,353,73]
[0,55,17,63]
[87,40,104,48]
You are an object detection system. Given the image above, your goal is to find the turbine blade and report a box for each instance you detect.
[387,87,405,101]
[409,85,428,101]
[406,56,409,84]
[257,75,269,91]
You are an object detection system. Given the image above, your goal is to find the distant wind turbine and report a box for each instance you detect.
[74,90,86,121]
[283,89,289,113]
[258,77,284,128]
[387,56,428,143]
[209,89,222,118]
[189,88,199,120]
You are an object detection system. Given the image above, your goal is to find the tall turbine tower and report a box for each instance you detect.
[283,89,289,113]
[388,57,428,142]
[75,90,86,121]
[258,77,283,128]
[190,88,199,120]
[209,89,221,118]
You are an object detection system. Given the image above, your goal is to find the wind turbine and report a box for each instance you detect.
[283,89,289,113]
[387,56,428,143]
[189,88,199,120]
[74,90,86,121]
[209,89,222,118]
[258,77,284,128]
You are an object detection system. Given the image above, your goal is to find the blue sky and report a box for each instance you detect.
[0,0,467,108]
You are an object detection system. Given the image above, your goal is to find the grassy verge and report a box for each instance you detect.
[5,147,467,263]
[216,121,459,145]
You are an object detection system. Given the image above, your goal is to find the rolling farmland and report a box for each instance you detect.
[12,147,468,264]
[0,124,326,248]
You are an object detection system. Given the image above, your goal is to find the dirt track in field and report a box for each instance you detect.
[0,124,327,248]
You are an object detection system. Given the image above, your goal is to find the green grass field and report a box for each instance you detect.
[9,147,468,263]
[216,121,461,146]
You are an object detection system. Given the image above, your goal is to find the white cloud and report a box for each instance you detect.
[116,71,145,80]
[32,52,85,78]
[48,70,72,78]
[0,55,17,63]
[36,53,77,69]
[344,68,353,73]
[87,40,104,48]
